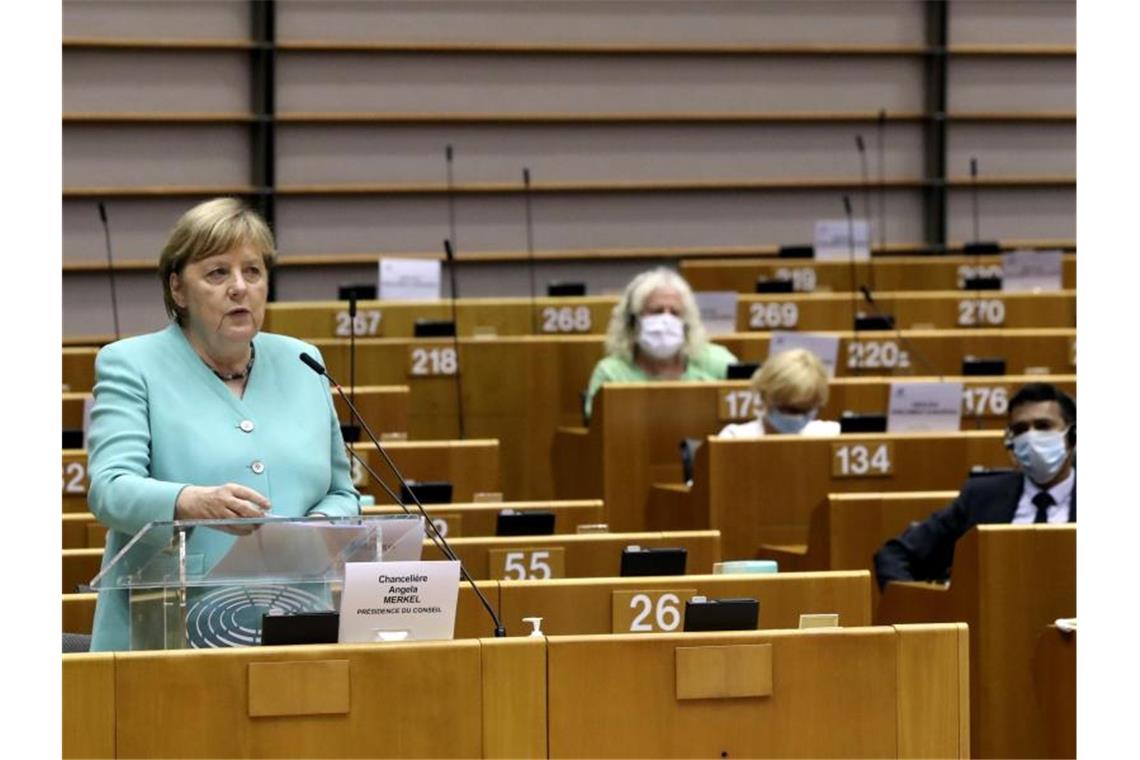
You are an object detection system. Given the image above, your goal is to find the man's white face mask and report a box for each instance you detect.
[636,312,685,360]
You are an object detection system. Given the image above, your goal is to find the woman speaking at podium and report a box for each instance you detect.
[85,198,360,651]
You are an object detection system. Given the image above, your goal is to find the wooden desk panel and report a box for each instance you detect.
[877,525,1075,759]
[351,439,502,503]
[656,432,1010,559]
[364,499,604,538]
[497,571,871,637]
[546,625,968,758]
[264,296,615,339]
[681,253,1076,293]
[737,290,1075,331]
[421,530,721,580]
[63,592,98,635]
[1033,626,1076,759]
[62,653,115,759]
[63,548,102,594]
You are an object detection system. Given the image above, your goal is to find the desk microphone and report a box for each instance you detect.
[857,285,944,382]
[522,167,538,334]
[965,157,1001,256]
[300,352,505,637]
[442,239,466,440]
[842,195,860,338]
[876,108,887,260]
[97,201,121,341]
[348,293,358,425]
[445,144,457,252]
[856,133,878,292]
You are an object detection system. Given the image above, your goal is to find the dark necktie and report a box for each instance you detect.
[1033,491,1055,524]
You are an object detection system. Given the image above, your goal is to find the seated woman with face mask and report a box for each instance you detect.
[583,268,738,421]
[718,348,841,437]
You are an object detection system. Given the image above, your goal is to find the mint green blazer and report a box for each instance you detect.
[86,324,360,651]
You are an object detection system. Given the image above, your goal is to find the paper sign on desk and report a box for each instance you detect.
[813,219,871,261]
[1001,249,1063,292]
[769,331,839,377]
[694,291,738,336]
[379,258,441,301]
[887,381,964,433]
[339,560,460,643]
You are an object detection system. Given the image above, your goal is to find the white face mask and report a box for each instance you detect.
[636,313,685,360]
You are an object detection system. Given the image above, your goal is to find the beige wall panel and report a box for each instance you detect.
[63,272,170,339]
[63,51,250,112]
[277,0,926,45]
[64,198,199,263]
[947,123,1074,176]
[948,0,1075,45]
[277,54,924,114]
[276,123,924,185]
[947,187,1074,242]
[64,125,250,187]
[274,191,925,256]
[947,58,1074,113]
[63,0,250,39]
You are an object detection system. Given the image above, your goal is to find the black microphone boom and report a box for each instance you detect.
[445,144,457,253]
[842,195,860,338]
[856,286,944,382]
[522,167,538,334]
[300,352,505,637]
[97,201,121,341]
[442,239,466,440]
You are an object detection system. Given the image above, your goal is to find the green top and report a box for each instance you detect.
[583,343,739,420]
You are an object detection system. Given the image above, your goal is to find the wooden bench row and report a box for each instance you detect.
[62,329,1077,501]
[258,290,1075,339]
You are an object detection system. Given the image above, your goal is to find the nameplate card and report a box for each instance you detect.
[694,291,739,336]
[887,381,964,433]
[338,560,460,643]
[769,331,840,377]
[1001,249,1063,292]
[813,218,871,262]
[379,258,441,301]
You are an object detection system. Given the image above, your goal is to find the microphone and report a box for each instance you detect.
[97,201,121,341]
[300,352,505,637]
[442,239,466,440]
[522,167,538,334]
[445,144,457,253]
[856,286,944,382]
[964,157,1001,256]
[842,195,860,337]
[348,293,357,432]
[855,135,871,237]
[876,108,887,261]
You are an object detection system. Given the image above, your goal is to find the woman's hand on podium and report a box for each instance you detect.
[175,483,271,533]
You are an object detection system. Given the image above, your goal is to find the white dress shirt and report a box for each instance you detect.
[1011,469,1075,524]
[717,418,841,438]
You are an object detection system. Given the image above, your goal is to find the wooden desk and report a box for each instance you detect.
[681,253,1077,293]
[877,525,1075,759]
[546,625,969,758]
[364,499,604,539]
[1033,625,1076,759]
[553,378,1073,528]
[264,295,615,338]
[421,530,721,580]
[758,491,959,573]
[63,385,412,439]
[63,626,966,758]
[350,439,502,503]
[497,570,871,636]
[647,432,1009,559]
[736,290,1075,331]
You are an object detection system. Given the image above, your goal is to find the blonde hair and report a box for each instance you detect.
[603,268,708,362]
[158,198,276,323]
[752,348,829,410]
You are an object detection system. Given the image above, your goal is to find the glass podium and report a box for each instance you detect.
[90,514,425,651]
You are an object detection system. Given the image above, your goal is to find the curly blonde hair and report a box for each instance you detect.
[752,348,829,410]
[603,268,708,362]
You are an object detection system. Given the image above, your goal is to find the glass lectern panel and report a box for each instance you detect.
[89,515,424,650]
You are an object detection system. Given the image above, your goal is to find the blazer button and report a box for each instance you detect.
[250,460,265,474]
[239,420,255,433]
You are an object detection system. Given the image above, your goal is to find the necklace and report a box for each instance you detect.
[209,343,255,382]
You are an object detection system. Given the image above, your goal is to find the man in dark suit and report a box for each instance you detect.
[874,382,1075,590]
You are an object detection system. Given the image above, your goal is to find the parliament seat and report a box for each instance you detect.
[876,525,1075,759]
[645,431,1010,560]
[680,253,1076,293]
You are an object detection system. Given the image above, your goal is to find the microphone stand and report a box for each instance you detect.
[301,352,505,637]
